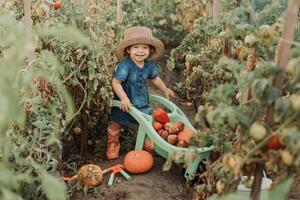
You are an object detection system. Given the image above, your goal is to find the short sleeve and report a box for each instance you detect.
[148,62,159,79]
[113,63,129,81]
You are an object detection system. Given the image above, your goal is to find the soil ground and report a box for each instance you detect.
[71,154,190,200]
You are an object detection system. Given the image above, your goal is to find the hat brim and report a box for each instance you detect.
[116,36,164,61]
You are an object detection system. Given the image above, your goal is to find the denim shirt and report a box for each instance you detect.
[110,57,159,126]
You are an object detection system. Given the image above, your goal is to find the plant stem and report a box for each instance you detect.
[66,78,87,124]
[250,163,264,200]
[23,0,34,63]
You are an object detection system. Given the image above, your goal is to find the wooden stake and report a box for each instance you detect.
[206,0,212,17]
[116,0,122,24]
[274,0,300,88]
[89,0,98,15]
[23,0,34,63]
[103,0,111,11]
[212,0,220,22]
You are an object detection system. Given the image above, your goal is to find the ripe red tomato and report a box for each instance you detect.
[266,136,282,150]
[152,122,163,131]
[160,130,169,140]
[152,107,169,123]
[54,1,62,10]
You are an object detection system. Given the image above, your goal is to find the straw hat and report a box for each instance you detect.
[116,26,164,60]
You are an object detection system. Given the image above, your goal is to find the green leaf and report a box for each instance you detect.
[41,173,67,200]
[251,79,269,101]
[267,177,293,200]
[251,79,280,105]
[36,26,90,46]
[208,84,236,105]
[208,193,248,200]
[0,168,14,186]
[274,98,291,122]
[0,188,23,200]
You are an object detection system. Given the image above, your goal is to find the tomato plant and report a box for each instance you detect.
[0,12,87,199]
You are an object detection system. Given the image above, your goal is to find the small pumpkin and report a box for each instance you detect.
[178,128,194,147]
[77,164,103,187]
[124,150,154,174]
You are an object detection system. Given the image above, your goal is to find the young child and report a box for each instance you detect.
[106,26,176,160]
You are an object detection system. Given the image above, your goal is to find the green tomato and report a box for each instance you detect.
[249,122,267,141]
[185,54,196,62]
[244,34,256,46]
[259,25,271,37]
[286,59,297,75]
[280,150,293,166]
[289,95,300,111]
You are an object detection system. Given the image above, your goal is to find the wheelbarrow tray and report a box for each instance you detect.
[112,95,213,180]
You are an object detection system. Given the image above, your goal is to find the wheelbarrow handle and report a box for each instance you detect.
[63,175,78,181]
[108,173,115,187]
[120,170,131,180]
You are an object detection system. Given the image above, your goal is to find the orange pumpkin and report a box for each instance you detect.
[178,128,194,147]
[124,150,154,174]
[77,164,103,187]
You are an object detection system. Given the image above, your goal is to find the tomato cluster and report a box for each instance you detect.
[151,107,194,148]
[249,121,283,150]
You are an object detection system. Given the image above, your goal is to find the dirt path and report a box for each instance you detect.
[71,154,190,200]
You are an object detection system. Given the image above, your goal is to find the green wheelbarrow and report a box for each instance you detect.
[112,95,213,180]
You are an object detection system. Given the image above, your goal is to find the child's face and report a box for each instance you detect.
[127,44,150,64]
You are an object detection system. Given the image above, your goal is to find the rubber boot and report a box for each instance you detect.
[106,122,121,160]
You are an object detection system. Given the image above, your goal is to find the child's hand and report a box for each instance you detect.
[120,97,132,112]
[164,88,176,99]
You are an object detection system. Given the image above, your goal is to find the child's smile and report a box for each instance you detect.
[127,44,150,66]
